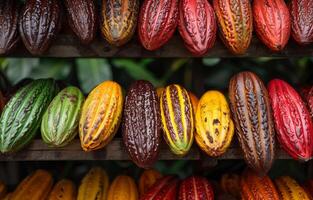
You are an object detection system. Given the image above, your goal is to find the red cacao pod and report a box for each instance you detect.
[305,86,313,118]
[229,71,276,174]
[268,79,313,161]
[253,0,291,51]
[178,0,217,56]
[178,176,214,200]
[138,0,179,51]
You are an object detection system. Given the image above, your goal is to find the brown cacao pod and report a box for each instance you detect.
[178,176,214,200]
[275,176,311,200]
[139,169,163,196]
[138,0,179,51]
[19,0,61,55]
[303,180,313,198]
[178,0,216,56]
[268,79,313,161]
[0,180,7,199]
[48,179,76,200]
[122,80,162,168]
[253,0,291,51]
[107,175,138,200]
[220,173,241,198]
[213,0,253,55]
[64,0,97,44]
[0,0,19,55]
[229,71,276,174]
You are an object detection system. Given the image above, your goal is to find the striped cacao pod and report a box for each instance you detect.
[64,0,97,44]
[220,174,241,198]
[101,0,139,46]
[107,175,138,200]
[253,0,291,51]
[160,84,194,156]
[0,0,19,55]
[77,167,109,200]
[178,176,214,200]
[290,0,313,45]
[213,0,253,55]
[303,180,313,198]
[195,90,234,157]
[139,169,163,196]
[11,169,53,200]
[178,0,216,56]
[0,79,58,153]
[0,180,7,199]
[19,0,61,55]
[138,0,179,51]
[229,71,276,174]
[122,80,162,168]
[275,176,311,200]
[41,86,85,147]
[79,81,124,151]
[268,79,313,161]
[48,179,76,200]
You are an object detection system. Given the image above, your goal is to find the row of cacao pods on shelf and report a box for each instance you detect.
[0,0,312,56]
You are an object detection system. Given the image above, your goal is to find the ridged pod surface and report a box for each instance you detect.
[178,0,216,55]
[77,167,109,200]
[0,0,19,55]
[19,0,61,55]
[229,72,276,174]
[253,0,291,51]
[138,0,179,51]
[268,79,313,161]
[160,84,194,156]
[122,80,161,168]
[213,0,253,55]
[275,176,311,200]
[10,170,53,200]
[303,180,313,198]
[64,0,97,44]
[139,169,163,196]
[195,90,234,157]
[48,179,76,200]
[107,175,138,200]
[0,79,58,153]
[220,174,241,198]
[178,176,214,200]
[101,0,139,46]
[79,81,123,151]
[0,180,7,199]
[305,86,313,118]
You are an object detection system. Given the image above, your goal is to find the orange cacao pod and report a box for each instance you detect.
[48,179,76,200]
[178,176,214,200]
[107,175,138,200]
[220,173,241,198]
[275,176,311,200]
[139,169,163,196]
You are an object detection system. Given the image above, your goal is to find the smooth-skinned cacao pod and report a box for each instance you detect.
[107,175,138,200]
[220,173,241,198]
[275,176,311,200]
[122,80,162,168]
[178,176,214,200]
[138,0,179,51]
[303,180,313,198]
[268,79,313,161]
[160,84,194,156]
[48,179,76,200]
[0,180,7,199]
[229,71,276,174]
[19,0,61,55]
[79,81,123,151]
[139,169,163,196]
[213,0,253,55]
[195,90,234,157]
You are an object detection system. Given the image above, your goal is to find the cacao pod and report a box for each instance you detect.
[79,81,124,151]
[178,176,214,200]
[160,84,194,156]
[275,176,311,200]
[48,179,76,200]
[64,0,97,44]
[19,0,61,55]
[290,0,313,45]
[0,180,7,199]
[0,0,19,55]
[220,173,241,198]
[107,175,138,200]
[303,180,313,198]
[229,71,276,174]
[11,169,53,200]
[305,86,313,118]
[188,92,198,115]
[77,167,109,200]
[138,0,179,51]
[195,90,234,157]
[0,79,58,153]
[213,0,253,55]
[253,0,291,51]
[122,80,162,168]
[139,169,163,196]
[268,79,313,161]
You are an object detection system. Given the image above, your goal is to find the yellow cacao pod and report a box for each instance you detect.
[79,81,124,151]
[48,179,76,200]
[195,90,234,157]
[275,176,311,200]
[0,180,7,199]
[139,169,163,196]
[77,167,109,200]
[107,175,138,200]
[220,173,241,198]
[10,169,53,200]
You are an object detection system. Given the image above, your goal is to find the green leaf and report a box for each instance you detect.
[30,59,71,80]
[202,58,220,66]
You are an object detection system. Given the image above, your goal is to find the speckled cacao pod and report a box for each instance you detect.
[178,176,214,200]
[178,0,216,55]
[0,180,7,199]
[123,80,161,168]
[48,179,76,200]
[160,84,194,156]
[213,0,253,55]
[19,0,61,55]
[64,0,97,44]
[275,176,311,200]
[229,71,276,174]
[107,175,138,200]
[268,79,313,161]
[138,0,179,51]
[303,180,313,198]
[253,0,291,51]
[139,169,163,196]
[220,174,241,198]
